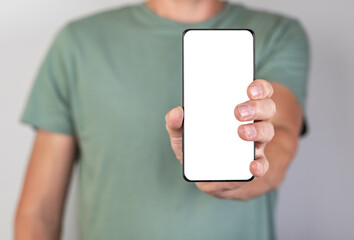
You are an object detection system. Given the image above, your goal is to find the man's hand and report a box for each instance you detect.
[165,79,276,200]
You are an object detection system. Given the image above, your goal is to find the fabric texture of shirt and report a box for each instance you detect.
[21,1,309,239]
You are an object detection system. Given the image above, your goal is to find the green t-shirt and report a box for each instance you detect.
[21,2,309,239]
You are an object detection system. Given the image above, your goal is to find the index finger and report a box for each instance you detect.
[247,79,274,100]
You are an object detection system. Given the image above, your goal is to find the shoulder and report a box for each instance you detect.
[70,4,137,27]
[235,3,301,29]
[230,4,308,47]
[230,3,307,42]
[60,4,139,40]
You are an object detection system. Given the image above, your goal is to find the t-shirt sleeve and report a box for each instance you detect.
[256,19,310,135]
[21,24,76,135]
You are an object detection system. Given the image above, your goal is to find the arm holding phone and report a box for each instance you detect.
[165,79,303,200]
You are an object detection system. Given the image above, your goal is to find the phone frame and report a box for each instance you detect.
[182,28,256,182]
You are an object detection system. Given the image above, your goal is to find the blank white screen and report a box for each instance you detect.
[183,29,254,181]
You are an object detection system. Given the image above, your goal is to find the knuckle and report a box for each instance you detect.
[255,121,274,141]
[264,122,274,140]
[253,100,265,118]
[265,158,270,171]
[269,99,276,114]
[256,99,276,119]
[269,84,274,97]
[266,82,274,96]
[265,81,273,95]
[256,122,266,138]
[269,123,275,138]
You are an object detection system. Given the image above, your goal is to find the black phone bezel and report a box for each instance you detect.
[182,28,256,182]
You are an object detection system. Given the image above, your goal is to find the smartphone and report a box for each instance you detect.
[182,29,255,182]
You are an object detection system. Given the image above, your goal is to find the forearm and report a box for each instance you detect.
[15,209,61,240]
[14,130,76,240]
[263,125,299,188]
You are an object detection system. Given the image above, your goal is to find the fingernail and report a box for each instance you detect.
[256,161,264,174]
[250,84,262,98]
[238,104,255,119]
[243,125,257,139]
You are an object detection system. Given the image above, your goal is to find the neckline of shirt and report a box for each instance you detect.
[136,1,235,28]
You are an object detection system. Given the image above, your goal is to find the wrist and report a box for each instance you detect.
[15,210,61,240]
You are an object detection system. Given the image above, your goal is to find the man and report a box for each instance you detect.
[15,0,309,239]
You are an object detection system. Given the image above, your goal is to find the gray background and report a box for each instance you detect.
[1,0,353,239]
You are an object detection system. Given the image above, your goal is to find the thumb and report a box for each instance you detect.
[165,106,184,162]
[165,106,184,138]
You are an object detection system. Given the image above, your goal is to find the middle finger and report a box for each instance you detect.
[234,98,276,121]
